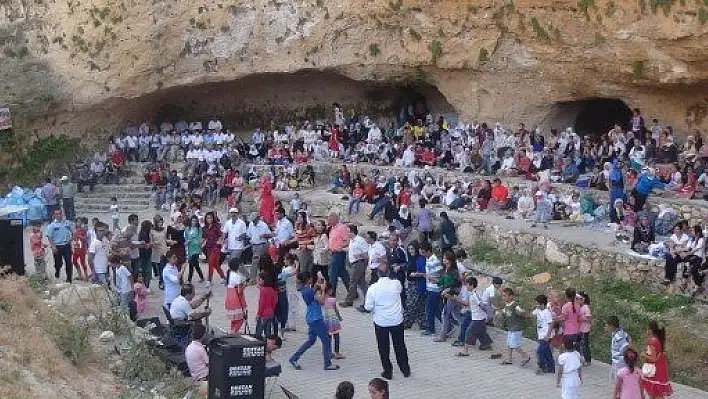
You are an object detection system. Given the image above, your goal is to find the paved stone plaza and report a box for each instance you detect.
[21,210,706,399]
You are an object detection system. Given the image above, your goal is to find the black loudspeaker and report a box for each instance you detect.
[0,219,25,275]
[208,335,265,399]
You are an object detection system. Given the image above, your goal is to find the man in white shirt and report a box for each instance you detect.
[364,261,411,380]
[170,284,212,322]
[88,223,110,285]
[162,251,182,307]
[222,208,248,263]
[341,225,369,308]
[366,231,387,285]
[272,208,295,246]
[247,214,271,281]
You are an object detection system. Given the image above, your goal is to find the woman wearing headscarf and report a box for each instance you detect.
[631,215,654,254]
[608,159,624,206]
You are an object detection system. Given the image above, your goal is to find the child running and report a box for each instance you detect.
[289,271,339,371]
[606,315,632,382]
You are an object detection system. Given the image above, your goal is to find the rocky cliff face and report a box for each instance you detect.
[1,0,707,140]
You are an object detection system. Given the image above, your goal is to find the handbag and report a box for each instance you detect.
[641,362,656,378]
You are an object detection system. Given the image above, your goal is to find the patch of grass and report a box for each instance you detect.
[468,5,478,14]
[46,312,91,366]
[0,134,82,186]
[639,0,648,14]
[388,0,402,11]
[414,66,426,81]
[369,43,381,57]
[478,47,489,63]
[409,28,421,41]
[529,17,550,42]
[428,39,443,63]
[699,7,707,24]
[578,0,595,17]
[650,0,673,16]
[594,32,606,45]
[34,92,55,102]
[14,46,28,58]
[115,340,195,397]
[605,0,616,17]
[466,242,708,390]
[632,60,645,78]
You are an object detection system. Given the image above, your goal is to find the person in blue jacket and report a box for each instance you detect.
[632,168,665,211]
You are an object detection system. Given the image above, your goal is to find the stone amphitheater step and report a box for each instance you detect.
[75,198,152,206]
[75,203,151,213]
[76,191,152,199]
[88,184,152,193]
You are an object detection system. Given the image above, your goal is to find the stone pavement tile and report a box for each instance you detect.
[141,281,708,399]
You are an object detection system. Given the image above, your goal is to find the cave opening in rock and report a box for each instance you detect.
[115,70,455,134]
[548,98,632,138]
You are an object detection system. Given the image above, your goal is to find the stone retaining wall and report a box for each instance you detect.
[268,187,704,300]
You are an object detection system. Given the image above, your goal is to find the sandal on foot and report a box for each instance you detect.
[455,352,470,357]
[501,360,513,365]
[521,357,531,367]
[490,353,503,359]
[289,360,302,370]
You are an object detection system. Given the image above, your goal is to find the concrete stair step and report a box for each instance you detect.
[90,184,152,193]
[76,192,152,199]
[75,198,152,206]
[76,203,151,213]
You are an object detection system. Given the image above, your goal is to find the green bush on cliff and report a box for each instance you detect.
[0,134,81,187]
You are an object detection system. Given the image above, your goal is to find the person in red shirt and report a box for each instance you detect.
[295,150,309,164]
[349,182,365,215]
[489,178,510,210]
[398,186,411,207]
[256,271,278,339]
[421,147,436,166]
[363,177,377,203]
[516,150,534,179]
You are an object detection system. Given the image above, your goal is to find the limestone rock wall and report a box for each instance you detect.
[1,0,707,139]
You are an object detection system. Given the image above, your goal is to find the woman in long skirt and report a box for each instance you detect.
[403,242,427,329]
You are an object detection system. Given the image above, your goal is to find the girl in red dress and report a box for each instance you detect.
[328,130,340,159]
[259,175,276,226]
[641,320,673,398]
[71,217,90,281]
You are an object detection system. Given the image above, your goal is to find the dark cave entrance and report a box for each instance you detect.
[548,98,632,138]
[117,70,455,135]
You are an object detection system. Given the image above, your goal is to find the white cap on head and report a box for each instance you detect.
[229,207,239,213]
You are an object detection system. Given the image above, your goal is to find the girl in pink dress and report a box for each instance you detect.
[259,175,276,226]
[641,320,673,398]
[614,348,644,399]
[323,286,345,359]
[133,273,148,316]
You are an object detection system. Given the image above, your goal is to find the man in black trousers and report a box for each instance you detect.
[364,259,411,380]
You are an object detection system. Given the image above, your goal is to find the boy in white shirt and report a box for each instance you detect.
[115,260,134,310]
[532,294,555,374]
